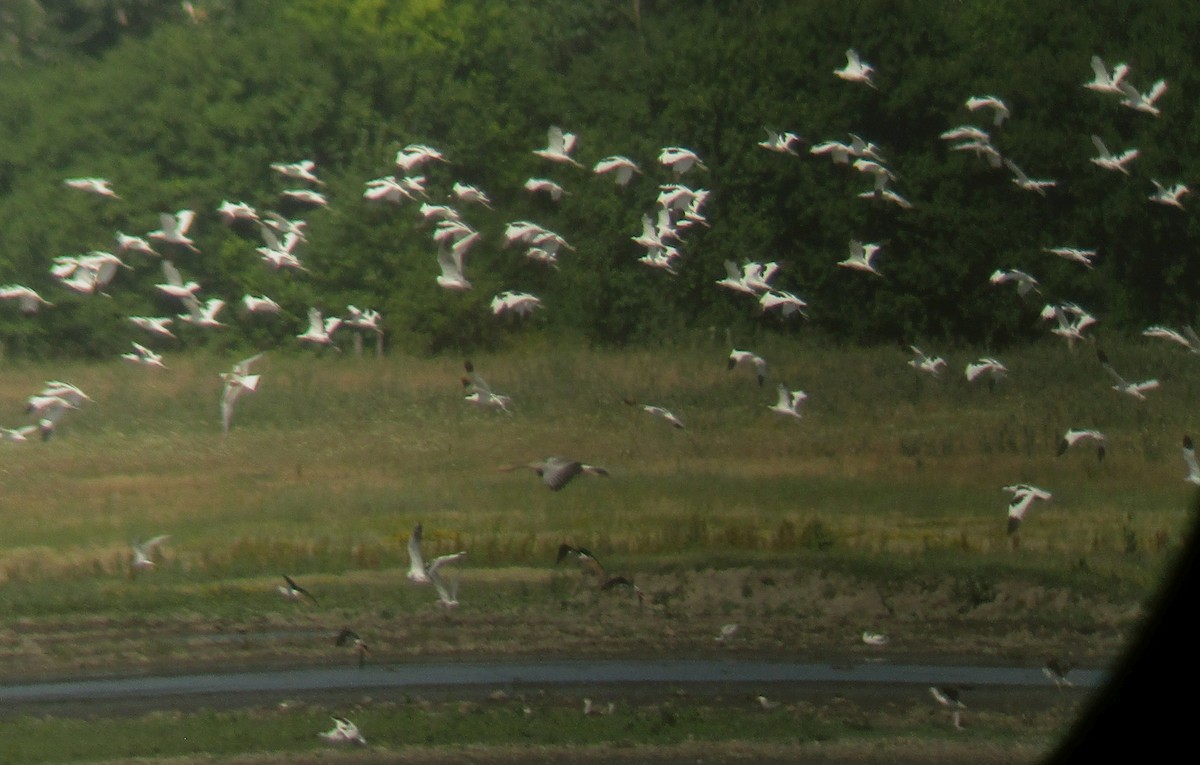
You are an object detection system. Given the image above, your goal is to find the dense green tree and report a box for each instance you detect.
[0,0,1198,357]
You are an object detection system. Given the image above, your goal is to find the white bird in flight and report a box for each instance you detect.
[0,285,54,314]
[626,400,684,430]
[155,260,201,301]
[220,353,264,434]
[319,716,366,746]
[297,307,342,347]
[908,346,947,377]
[1044,246,1097,269]
[270,159,324,186]
[451,181,493,208]
[757,128,803,155]
[64,177,120,199]
[532,125,581,167]
[115,232,158,257]
[121,342,166,369]
[658,147,707,177]
[1117,78,1168,116]
[1003,159,1056,196]
[462,359,512,414]
[406,522,468,592]
[491,291,542,317]
[131,535,170,571]
[838,239,882,275]
[435,241,472,291]
[241,294,282,315]
[524,177,569,201]
[129,316,176,340]
[728,349,767,386]
[396,143,448,173]
[592,155,641,186]
[939,125,990,144]
[1089,135,1139,175]
[768,383,807,420]
[1149,180,1188,209]
[1040,302,1097,350]
[966,95,1010,126]
[1084,55,1130,95]
[1056,428,1106,462]
[281,188,329,207]
[1142,325,1200,354]
[834,48,876,88]
[1004,484,1052,535]
[759,290,808,319]
[148,210,199,252]
[965,358,1007,386]
[179,297,227,329]
[1097,348,1159,401]
[217,200,260,225]
[989,268,1040,298]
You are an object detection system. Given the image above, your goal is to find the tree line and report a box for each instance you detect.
[0,0,1197,358]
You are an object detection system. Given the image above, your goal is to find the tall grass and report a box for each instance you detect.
[0,337,1192,587]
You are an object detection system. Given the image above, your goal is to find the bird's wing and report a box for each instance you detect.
[546,125,566,153]
[436,242,463,279]
[1003,159,1030,183]
[1101,360,1128,388]
[773,383,790,408]
[305,307,323,334]
[407,524,426,576]
[1147,79,1168,103]
[161,260,183,287]
[1090,135,1109,157]
[428,564,459,603]
[542,458,583,490]
[234,352,265,377]
[1117,81,1140,101]
[176,210,195,235]
[143,535,170,553]
[1184,436,1200,478]
[428,551,467,576]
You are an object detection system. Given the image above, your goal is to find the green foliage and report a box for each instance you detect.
[1,1,1199,358]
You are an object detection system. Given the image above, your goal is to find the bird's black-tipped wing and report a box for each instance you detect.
[556,543,575,564]
[1055,438,1069,457]
[284,574,318,605]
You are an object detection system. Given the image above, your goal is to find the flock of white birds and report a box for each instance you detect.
[2,44,1198,742]
[3,45,1196,553]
